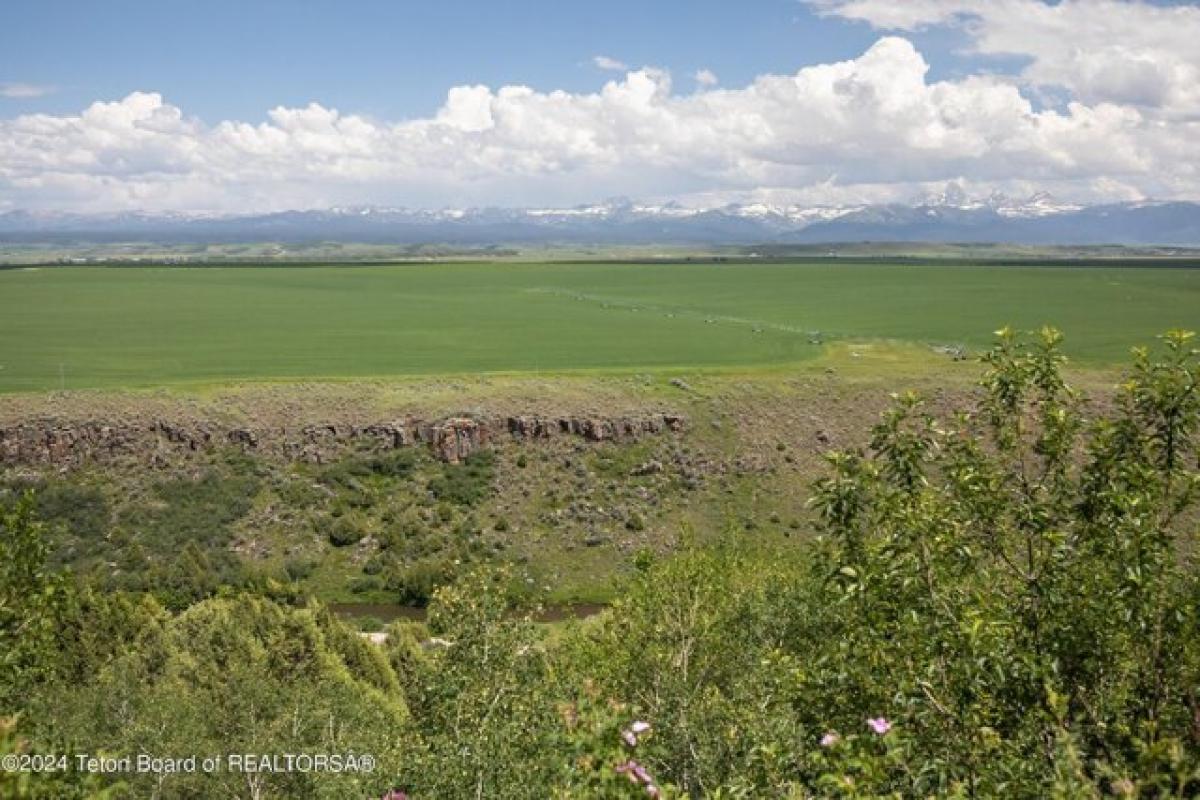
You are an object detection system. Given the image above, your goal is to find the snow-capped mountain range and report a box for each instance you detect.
[1,190,1197,246]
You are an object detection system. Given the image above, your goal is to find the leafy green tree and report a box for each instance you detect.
[0,494,67,711]
[395,568,566,797]
[804,328,1200,796]
[29,595,409,799]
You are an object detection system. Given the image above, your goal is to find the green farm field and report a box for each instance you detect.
[2,260,1199,392]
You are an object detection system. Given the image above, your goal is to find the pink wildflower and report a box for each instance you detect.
[615,759,641,784]
[820,731,840,747]
[867,717,892,735]
[615,758,659,793]
[622,719,652,747]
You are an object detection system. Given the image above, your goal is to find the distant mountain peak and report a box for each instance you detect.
[919,182,972,208]
[1,193,1196,246]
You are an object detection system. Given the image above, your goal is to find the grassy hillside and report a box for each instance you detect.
[2,260,1199,391]
[0,370,934,608]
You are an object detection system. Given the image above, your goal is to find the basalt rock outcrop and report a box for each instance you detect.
[0,412,685,468]
[428,417,488,464]
[507,413,684,441]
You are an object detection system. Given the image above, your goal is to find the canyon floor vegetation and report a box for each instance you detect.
[3,327,1199,798]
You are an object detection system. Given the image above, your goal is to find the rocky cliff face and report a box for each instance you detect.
[0,412,686,468]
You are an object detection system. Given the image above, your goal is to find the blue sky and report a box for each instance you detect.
[1,1,1198,212]
[1,0,895,121]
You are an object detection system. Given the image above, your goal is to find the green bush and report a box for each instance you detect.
[283,556,317,581]
[319,449,418,499]
[35,594,408,799]
[0,495,67,709]
[349,575,381,595]
[429,450,496,506]
[356,614,385,632]
[120,470,259,554]
[325,514,368,547]
[387,558,456,606]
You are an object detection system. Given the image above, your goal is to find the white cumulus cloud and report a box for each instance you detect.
[592,55,628,72]
[1,83,56,99]
[0,31,1197,212]
[809,0,1200,117]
